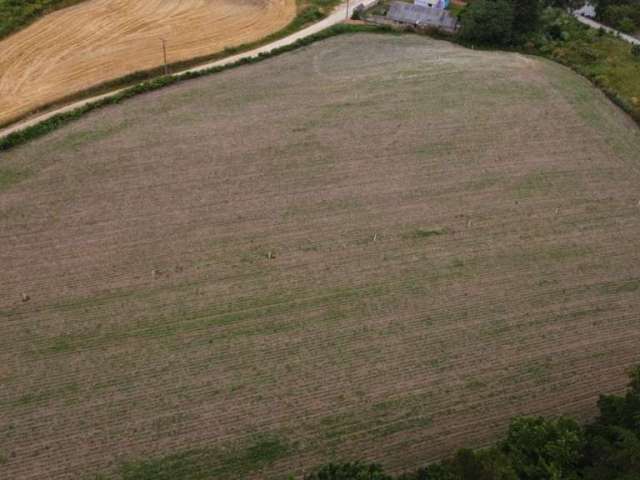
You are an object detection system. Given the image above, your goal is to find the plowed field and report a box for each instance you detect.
[0,0,296,126]
[1,34,640,480]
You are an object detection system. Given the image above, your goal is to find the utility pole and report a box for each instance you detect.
[346,0,350,20]
[161,38,169,76]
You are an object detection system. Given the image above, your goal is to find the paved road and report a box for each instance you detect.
[574,13,640,46]
[0,0,376,141]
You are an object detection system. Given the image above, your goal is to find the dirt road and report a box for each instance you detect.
[0,0,296,126]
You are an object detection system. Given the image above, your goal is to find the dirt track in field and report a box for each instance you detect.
[0,0,296,126]
[2,34,640,480]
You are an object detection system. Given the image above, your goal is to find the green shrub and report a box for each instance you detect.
[618,17,637,34]
[304,462,392,480]
[419,449,517,480]
[582,367,640,480]
[601,4,640,31]
[501,417,585,480]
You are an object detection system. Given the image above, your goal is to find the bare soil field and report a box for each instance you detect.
[1,33,640,480]
[0,0,296,127]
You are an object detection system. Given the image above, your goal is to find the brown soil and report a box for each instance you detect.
[0,0,296,126]
[1,33,640,480]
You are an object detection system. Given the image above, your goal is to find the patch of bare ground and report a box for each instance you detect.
[1,33,640,479]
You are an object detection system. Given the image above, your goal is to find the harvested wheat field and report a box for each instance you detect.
[0,0,296,126]
[2,33,640,480]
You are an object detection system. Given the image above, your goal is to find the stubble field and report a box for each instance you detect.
[0,0,296,127]
[1,33,640,480]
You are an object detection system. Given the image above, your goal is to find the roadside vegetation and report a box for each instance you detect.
[308,367,640,479]
[533,8,640,123]
[596,0,640,35]
[457,0,640,124]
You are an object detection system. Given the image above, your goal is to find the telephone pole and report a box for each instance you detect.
[161,38,169,76]
[346,0,350,20]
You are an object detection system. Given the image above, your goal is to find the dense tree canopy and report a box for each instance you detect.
[512,0,541,34]
[459,0,639,44]
[458,0,515,45]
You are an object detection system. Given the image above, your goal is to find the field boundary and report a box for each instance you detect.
[0,22,391,152]
[0,0,374,135]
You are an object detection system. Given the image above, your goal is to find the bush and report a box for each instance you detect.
[419,448,517,480]
[601,4,640,32]
[581,367,640,479]
[618,17,637,34]
[501,417,585,480]
[304,462,393,480]
[547,22,564,40]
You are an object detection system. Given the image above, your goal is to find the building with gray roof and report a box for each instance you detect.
[387,1,458,31]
